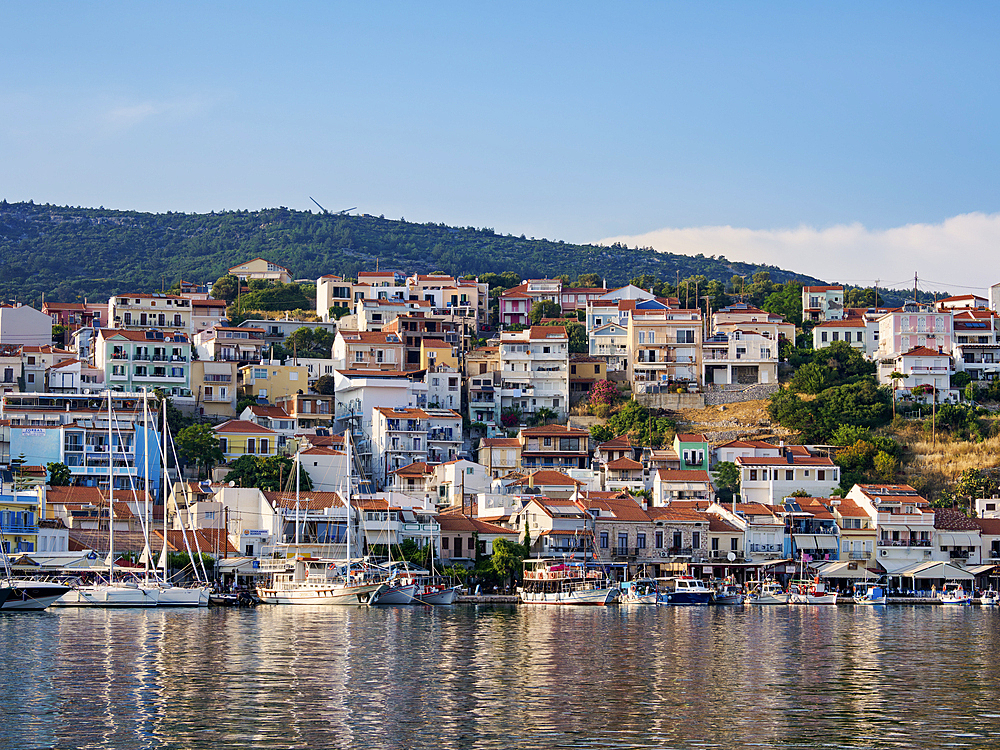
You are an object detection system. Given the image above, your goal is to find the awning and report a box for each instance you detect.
[793,534,839,550]
[879,524,910,532]
[203,362,232,375]
[816,561,876,579]
[966,564,998,577]
[936,531,980,546]
[812,535,839,550]
[889,560,973,580]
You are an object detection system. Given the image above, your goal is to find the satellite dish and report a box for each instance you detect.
[228,481,236,487]
[727,552,736,562]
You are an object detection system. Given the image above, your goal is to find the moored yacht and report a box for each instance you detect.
[939,581,972,605]
[518,560,619,605]
[658,575,713,605]
[1,580,73,611]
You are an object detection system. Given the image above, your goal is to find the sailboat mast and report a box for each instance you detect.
[143,389,151,582]
[295,450,301,546]
[107,391,114,581]
[345,432,352,569]
[161,398,169,581]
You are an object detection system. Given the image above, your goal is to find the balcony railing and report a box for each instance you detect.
[877,539,931,547]
[848,551,871,560]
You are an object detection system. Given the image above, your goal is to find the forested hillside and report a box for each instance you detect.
[0,201,827,305]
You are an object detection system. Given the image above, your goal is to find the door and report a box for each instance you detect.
[454,536,463,557]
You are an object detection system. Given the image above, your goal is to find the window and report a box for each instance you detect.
[246,438,256,454]
[595,365,601,374]
[785,469,793,481]
[711,537,719,551]
[219,437,228,454]
[692,531,700,549]
[832,332,839,341]
[27,373,34,383]
[259,438,269,454]
[749,469,758,481]
[617,533,628,551]
[655,531,663,549]
[821,331,828,342]
[731,537,738,551]
[253,368,267,379]
[441,537,449,549]
[571,365,577,374]
[636,533,646,549]
[818,470,826,481]
[600,532,608,549]
[543,346,551,354]
[673,531,682,549]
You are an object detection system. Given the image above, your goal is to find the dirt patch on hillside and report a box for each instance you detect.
[671,399,795,444]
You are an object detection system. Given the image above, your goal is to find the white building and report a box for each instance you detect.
[498,326,570,420]
[846,483,935,574]
[736,454,839,504]
[0,304,52,347]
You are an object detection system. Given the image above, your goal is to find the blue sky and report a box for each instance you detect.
[4,3,999,289]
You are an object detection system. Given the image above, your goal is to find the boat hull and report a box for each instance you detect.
[853,596,887,605]
[745,594,790,605]
[660,591,713,605]
[0,581,72,611]
[53,585,160,608]
[156,586,211,607]
[418,586,460,605]
[790,593,838,605]
[519,587,618,605]
[939,596,972,605]
[257,581,384,605]
[371,583,419,605]
[713,594,744,605]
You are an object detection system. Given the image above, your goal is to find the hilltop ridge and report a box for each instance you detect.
[0,201,825,305]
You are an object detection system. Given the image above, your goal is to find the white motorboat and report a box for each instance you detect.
[413,579,461,605]
[154,584,212,607]
[370,581,419,605]
[788,578,838,605]
[0,580,73,611]
[745,580,789,605]
[518,560,619,605]
[939,581,972,605]
[980,590,999,606]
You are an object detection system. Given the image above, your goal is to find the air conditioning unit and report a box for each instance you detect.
[880,549,888,557]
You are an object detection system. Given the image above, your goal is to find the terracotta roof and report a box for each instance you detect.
[435,513,519,535]
[214,420,277,435]
[833,498,869,518]
[520,425,589,437]
[663,500,712,512]
[646,506,706,523]
[528,326,567,339]
[675,433,708,443]
[934,508,982,531]
[702,513,742,533]
[392,461,434,476]
[657,469,713,482]
[300,446,345,457]
[247,404,291,419]
[736,455,834,467]
[975,518,1000,535]
[584,496,649,522]
[900,346,947,357]
[815,320,867,328]
[480,438,521,448]
[263,491,344,510]
[518,470,582,486]
[606,457,643,470]
[599,436,633,450]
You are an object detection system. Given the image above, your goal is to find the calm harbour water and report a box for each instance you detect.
[2,605,999,749]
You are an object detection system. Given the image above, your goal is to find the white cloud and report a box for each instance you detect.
[101,97,207,131]
[599,212,1000,292]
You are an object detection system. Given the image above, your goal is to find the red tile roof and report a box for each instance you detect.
[656,469,712,482]
[214,420,277,435]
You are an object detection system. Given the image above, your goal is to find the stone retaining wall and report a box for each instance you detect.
[634,392,706,410]
[703,383,780,406]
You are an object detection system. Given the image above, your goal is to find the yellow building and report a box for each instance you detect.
[190,360,239,419]
[228,257,293,284]
[420,339,459,370]
[0,487,39,554]
[239,364,309,403]
[213,420,279,461]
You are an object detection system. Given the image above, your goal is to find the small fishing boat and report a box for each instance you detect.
[939,581,972,605]
[619,577,660,605]
[712,577,744,605]
[745,579,789,605]
[788,577,838,605]
[980,590,999,606]
[658,575,713,605]
[853,581,887,606]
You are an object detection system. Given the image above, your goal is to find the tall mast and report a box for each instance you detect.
[107,391,114,581]
[143,389,151,582]
[295,450,301,546]
[345,431,352,569]
[161,398,169,581]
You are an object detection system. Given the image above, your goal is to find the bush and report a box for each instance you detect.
[588,379,620,407]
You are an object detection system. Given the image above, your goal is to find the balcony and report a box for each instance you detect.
[877,539,931,547]
[848,551,871,560]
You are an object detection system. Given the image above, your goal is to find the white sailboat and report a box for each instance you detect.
[256,432,387,605]
[146,395,210,607]
[54,391,159,607]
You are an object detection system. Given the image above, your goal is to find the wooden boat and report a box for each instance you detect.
[745,579,789,605]
[852,582,887,605]
[518,560,618,605]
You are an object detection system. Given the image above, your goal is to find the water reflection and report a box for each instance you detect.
[2,605,1000,749]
